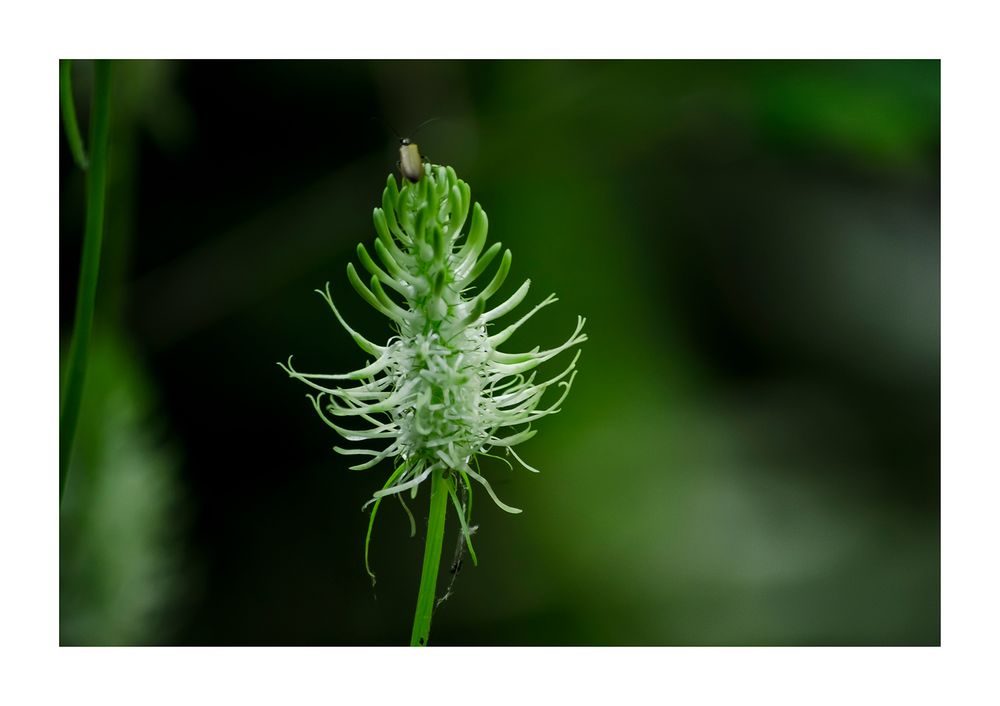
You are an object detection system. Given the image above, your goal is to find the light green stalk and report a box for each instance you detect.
[409,469,449,646]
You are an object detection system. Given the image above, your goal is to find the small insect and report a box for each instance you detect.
[372,118,439,184]
[398,137,425,183]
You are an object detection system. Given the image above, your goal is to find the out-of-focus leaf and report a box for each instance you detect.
[60,335,189,645]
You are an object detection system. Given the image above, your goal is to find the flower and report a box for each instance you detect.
[280,165,585,579]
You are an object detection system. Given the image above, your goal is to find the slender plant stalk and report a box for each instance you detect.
[60,60,112,500]
[59,60,89,170]
[409,469,449,646]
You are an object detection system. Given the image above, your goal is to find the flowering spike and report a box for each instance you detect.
[282,165,585,580]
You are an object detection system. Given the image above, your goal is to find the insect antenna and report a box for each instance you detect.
[370,116,403,141]
[410,117,441,138]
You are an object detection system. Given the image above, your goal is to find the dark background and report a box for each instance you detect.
[60,60,940,645]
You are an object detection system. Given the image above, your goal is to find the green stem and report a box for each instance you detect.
[59,60,89,170]
[409,468,449,646]
[60,60,112,501]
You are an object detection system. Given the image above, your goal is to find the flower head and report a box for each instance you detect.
[281,165,585,579]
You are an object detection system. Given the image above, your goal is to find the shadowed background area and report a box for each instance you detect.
[59,60,939,645]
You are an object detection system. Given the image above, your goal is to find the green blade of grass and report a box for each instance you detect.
[59,60,89,170]
[60,60,112,500]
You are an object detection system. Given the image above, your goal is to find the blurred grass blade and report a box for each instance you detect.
[59,60,89,170]
[60,60,112,500]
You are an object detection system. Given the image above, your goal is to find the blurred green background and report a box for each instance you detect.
[60,60,939,645]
